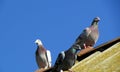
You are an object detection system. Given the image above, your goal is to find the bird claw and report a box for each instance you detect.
[68,69,74,72]
[83,44,93,49]
[87,46,93,48]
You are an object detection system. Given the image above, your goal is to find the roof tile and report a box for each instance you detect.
[71,42,120,72]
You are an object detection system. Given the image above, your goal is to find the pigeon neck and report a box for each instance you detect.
[91,21,97,25]
[38,45,46,51]
[91,21,98,28]
[37,42,43,46]
[71,48,77,54]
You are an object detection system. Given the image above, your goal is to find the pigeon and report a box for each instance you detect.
[35,39,52,69]
[75,17,100,49]
[52,44,81,72]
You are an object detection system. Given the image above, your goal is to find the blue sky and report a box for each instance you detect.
[0,0,120,72]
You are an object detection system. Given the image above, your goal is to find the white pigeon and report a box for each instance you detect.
[35,39,52,69]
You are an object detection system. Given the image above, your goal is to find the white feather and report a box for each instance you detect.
[61,51,65,59]
[60,70,63,72]
[35,39,43,46]
[46,50,52,67]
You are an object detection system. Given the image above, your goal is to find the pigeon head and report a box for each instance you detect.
[91,17,100,26]
[93,17,100,22]
[73,44,81,50]
[35,39,43,46]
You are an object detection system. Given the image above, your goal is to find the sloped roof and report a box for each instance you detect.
[77,37,120,61]
[71,42,120,72]
[36,37,120,72]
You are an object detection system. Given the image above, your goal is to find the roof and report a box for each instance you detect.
[71,42,120,72]
[35,37,120,72]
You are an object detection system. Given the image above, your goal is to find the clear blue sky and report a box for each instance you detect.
[0,0,120,72]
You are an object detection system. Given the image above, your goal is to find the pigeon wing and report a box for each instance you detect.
[46,50,52,68]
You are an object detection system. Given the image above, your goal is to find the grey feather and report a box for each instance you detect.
[75,17,100,49]
[52,44,81,72]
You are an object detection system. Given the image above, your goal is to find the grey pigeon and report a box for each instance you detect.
[75,17,100,49]
[52,44,81,72]
[35,39,52,69]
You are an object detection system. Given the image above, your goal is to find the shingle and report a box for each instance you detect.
[89,51,120,72]
[70,42,120,72]
[71,51,101,71]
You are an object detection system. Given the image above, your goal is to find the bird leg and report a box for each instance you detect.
[83,43,87,49]
[36,68,45,72]
[44,66,48,69]
[83,44,94,49]
[68,69,74,72]
[87,46,93,48]
[60,70,63,72]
